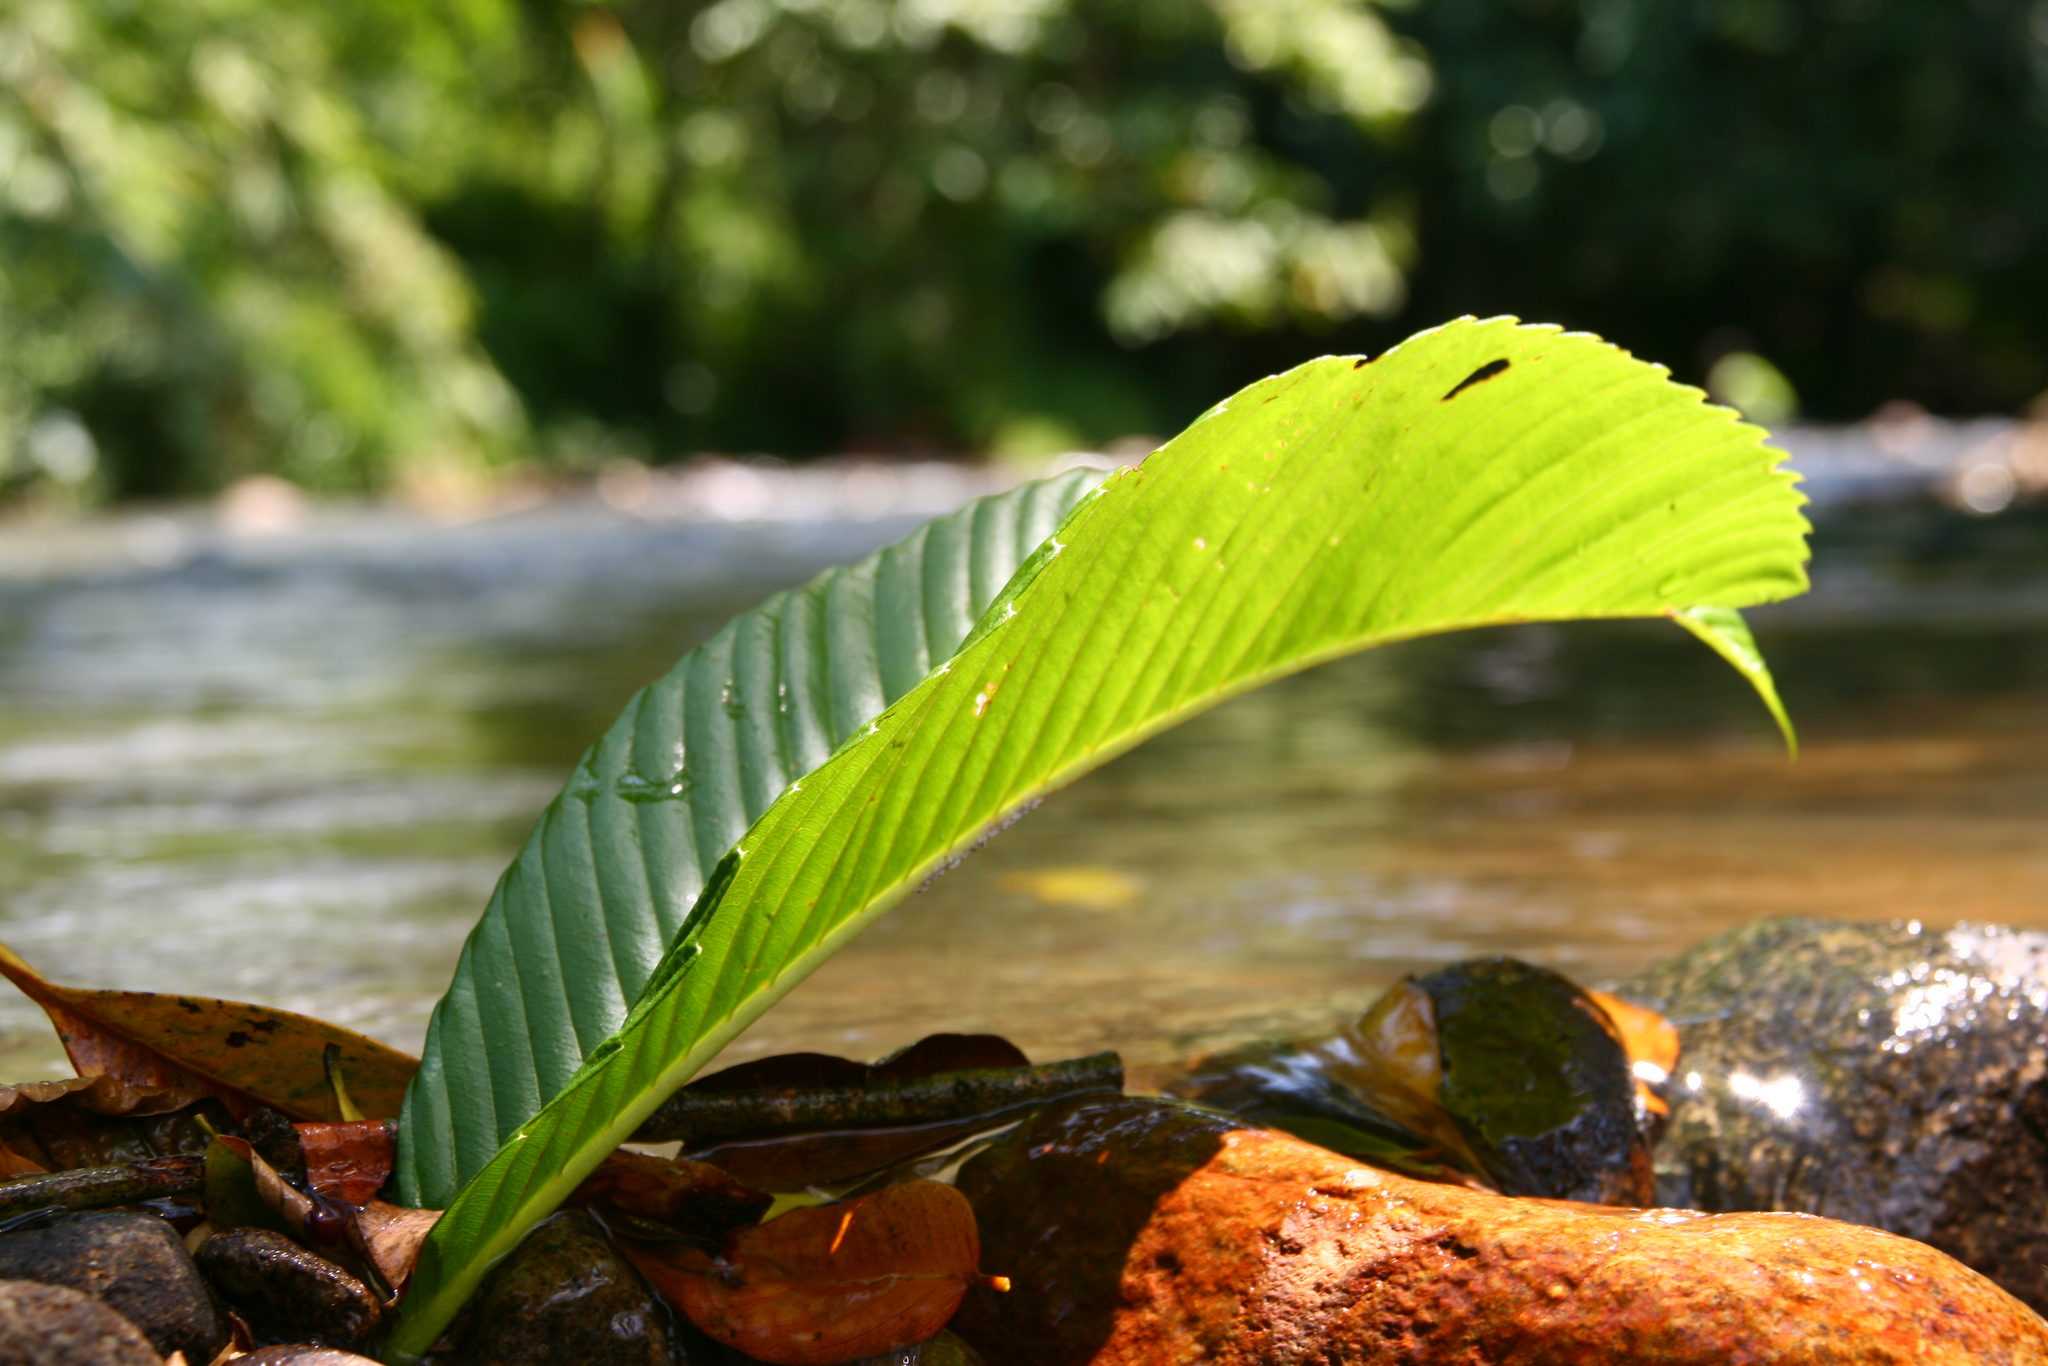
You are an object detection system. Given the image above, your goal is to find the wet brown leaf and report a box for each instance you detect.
[567,1150,770,1241]
[0,940,417,1121]
[204,1135,312,1239]
[621,1179,982,1366]
[1586,988,1682,1117]
[355,1200,442,1294]
[295,1120,396,1207]
[0,1075,213,1175]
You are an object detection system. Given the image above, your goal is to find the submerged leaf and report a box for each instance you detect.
[0,941,417,1122]
[391,319,1810,1356]
[1167,981,1493,1187]
[620,1178,982,1366]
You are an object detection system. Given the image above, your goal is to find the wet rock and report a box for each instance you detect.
[194,1226,381,1349]
[0,1280,159,1366]
[235,1348,384,1366]
[456,1209,680,1366]
[1169,956,1653,1204]
[1618,917,2048,1313]
[0,1210,226,1362]
[952,1094,2048,1366]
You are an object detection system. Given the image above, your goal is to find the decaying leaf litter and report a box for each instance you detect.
[9,317,1984,1364]
[0,928,1720,1363]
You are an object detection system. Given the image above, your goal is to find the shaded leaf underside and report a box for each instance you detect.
[398,470,1106,1206]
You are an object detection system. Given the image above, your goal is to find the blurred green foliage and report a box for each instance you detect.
[2,0,2045,499]
[0,0,526,497]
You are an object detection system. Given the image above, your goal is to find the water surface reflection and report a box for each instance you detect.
[0,498,2044,1082]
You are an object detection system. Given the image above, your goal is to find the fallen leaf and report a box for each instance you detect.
[567,1150,770,1241]
[204,1135,310,1240]
[689,1113,1027,1192]
[356,1200,442,1294]
[868,1035,1031,1080]
[0,1075,214,1176]
[621,1179,982,1366]
[1586,988,1682,1117]
[1586,989,1681,1075]
[296,1120,397,1207]
[0,940,417,1121]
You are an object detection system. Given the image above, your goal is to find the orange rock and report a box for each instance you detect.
[953,1096,2048,1365]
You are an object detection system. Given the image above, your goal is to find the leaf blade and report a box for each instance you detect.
[389,319,1811,1359]
[396,471,1108,1207]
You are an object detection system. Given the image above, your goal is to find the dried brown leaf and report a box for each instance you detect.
[621,1179,981,1366]
[0,941,416,1121]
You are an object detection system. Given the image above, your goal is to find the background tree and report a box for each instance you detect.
[3,0,2046,498]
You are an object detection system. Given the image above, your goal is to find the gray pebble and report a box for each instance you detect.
[0,1211,225,1362]
[0,1279,159,1366]
[1618,916,2048,1311]
[456,1209,680,1366]
[195,1226,381,1350]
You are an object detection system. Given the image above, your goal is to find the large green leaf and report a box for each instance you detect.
[387,318,1810,1360]
[394,469,1107,1207]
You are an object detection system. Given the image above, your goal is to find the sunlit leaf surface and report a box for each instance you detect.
[389,318,1810,1359]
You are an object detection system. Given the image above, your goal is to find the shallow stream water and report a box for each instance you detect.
[1,492,2044,1086]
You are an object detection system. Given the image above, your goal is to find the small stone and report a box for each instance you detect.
[0,1211,226,1363]
[952,1094,2048,1365]
[193,1227,381,1350]
[1616,917,2048,1311]
[455,1209,680,1366]
[234,1348,383,1366]
[0,1280,159,1366]
[1169,957,1652,1204]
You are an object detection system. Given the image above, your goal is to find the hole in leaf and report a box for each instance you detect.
[1443,359,1511,401]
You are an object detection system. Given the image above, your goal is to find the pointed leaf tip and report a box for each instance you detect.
[1668,605,1797,757]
